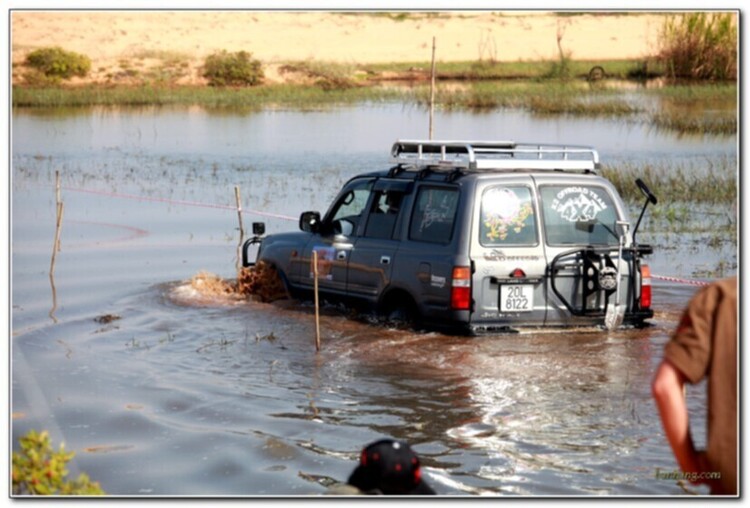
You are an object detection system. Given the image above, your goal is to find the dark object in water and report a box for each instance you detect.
[347,439,435,495]
[94,314,121,324]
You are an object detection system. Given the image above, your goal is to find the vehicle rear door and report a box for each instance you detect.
[535,176,631,326]
[469,176,548,327]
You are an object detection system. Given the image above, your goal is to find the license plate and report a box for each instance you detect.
[500,284,533,312]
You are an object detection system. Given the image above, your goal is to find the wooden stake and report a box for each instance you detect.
[48,271,58,323]
[50,202,64,277]
[313,250,321,352]
[429,36,436,140]
[50,173,63,322]
[234,186,245,239]
[234,186,245,274]
[55,170,62,252]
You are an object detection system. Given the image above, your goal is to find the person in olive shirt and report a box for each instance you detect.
[652,276,737,495]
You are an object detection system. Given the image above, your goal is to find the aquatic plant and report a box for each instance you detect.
[600,158,736,205]
[658,12,737,80]
[651,110,736,136]
[12,430,105,496]
[11,77,737,137]
[529,96,639,117]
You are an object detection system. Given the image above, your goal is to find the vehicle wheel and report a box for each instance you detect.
[381,293,420,330]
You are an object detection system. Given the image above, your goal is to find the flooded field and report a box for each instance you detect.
[11,103,736,496]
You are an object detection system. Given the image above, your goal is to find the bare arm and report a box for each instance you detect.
[652,360,706,479]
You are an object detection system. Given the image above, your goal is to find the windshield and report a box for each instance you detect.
[539,185,620,246]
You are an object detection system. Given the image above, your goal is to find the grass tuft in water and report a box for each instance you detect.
[601,158,736,205]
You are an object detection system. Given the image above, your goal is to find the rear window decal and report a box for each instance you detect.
[420,193,457,232]
[481,187,534,244]
[549,186,608,222]
[410,187,459,244]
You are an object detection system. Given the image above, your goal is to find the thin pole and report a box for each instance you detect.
[50,202,64,277]
[429,36,436,140]
[55,170,61,252]
[234,186,245,274]
[313,250,321,352]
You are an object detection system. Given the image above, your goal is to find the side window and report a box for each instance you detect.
[328,179,373,236]
[480,186,537,246]
[539,185,620,246]
[364,190,404,239]
[409,187,459,244]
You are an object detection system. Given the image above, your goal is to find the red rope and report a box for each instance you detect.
[61,186,297,221]
[57,186,719,287]
[651,274,710,287]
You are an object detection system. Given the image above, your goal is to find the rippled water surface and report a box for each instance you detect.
[11,104,736,496]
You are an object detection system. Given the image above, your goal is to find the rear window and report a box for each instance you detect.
[479,186,537,246]
[409,187,459,244]
[540,185,620,246]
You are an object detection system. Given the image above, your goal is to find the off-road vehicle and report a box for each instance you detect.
[243,140,657,333]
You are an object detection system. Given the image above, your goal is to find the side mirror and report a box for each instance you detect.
[252,222,266,236]
[299,211,321,233]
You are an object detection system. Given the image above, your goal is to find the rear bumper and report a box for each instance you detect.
[465,308,653,335]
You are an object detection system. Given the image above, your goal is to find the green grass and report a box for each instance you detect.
[361,58,658,81]
[645,82,737,101]
[12,83,405,109]
[601,158,737,205]
[605,158,737,249]
[651,111,737,136]
[12,65,737,136]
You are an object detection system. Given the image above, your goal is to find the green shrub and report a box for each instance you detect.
[658,13,737,80]
[203,50,264,86]
[25,47,91,81]
[12,430,105,496]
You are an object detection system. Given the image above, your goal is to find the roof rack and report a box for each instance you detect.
[390,140,600,172]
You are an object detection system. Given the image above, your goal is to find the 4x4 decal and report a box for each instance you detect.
[550,186,608,222]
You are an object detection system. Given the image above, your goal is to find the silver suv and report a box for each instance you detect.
[244,140,657,334]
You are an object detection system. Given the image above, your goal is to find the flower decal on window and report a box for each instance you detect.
[481,187,535,244]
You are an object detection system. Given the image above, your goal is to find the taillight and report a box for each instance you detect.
[451,266,472,310]
[511,268,526,278]
[640,265,652,309]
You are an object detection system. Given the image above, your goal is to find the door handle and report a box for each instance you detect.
[337,251,347,260]
[380,255,391,265]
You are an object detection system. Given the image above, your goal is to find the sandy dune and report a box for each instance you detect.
[11,11,668,85]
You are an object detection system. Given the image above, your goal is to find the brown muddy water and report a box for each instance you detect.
[11,104,736,496]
